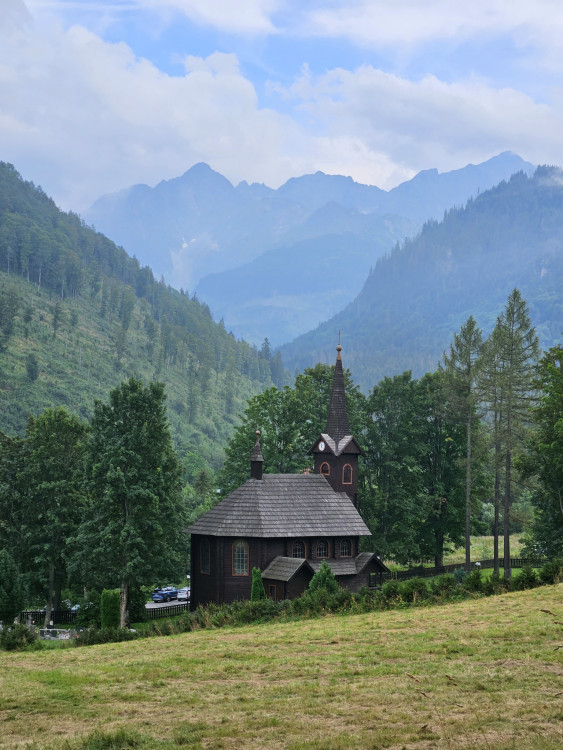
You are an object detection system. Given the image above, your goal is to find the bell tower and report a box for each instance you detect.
[309,342,363,507]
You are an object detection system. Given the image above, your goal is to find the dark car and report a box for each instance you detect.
[151,586,178,603]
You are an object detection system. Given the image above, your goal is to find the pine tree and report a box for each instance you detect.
[481,290,539,578]
[441,315,484,572]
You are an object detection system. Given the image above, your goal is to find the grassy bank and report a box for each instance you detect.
[0,585,561,749]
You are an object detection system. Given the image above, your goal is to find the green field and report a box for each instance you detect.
[1,585,562,750]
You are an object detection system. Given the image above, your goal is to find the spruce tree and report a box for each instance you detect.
[481,290,539,578]
[441,315,483,572]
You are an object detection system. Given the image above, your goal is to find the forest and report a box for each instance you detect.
[0,161,287,475]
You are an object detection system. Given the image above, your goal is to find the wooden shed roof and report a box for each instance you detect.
[186,473,371,538]
[261,556,314,581]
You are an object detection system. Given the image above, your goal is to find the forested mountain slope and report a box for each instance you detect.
[280,168,563,390]
[0,163,284,474]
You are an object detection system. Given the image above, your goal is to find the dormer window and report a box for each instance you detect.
[342,464,352,484]
[320,462,330,476]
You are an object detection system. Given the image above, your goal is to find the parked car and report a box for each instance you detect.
[151,586,178,603]
[177,587,190,602]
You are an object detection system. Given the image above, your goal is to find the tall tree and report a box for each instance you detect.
[482,290,539,578]
[19,408,89,625]
[519,344,563,557]
[71,378,187,627]
[441,315,484,571]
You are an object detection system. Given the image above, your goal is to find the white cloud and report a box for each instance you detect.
[0,16,300,210]
[284,65,563,181]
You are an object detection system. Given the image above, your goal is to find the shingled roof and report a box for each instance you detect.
[186,473,371,538]
[261,556,314,581]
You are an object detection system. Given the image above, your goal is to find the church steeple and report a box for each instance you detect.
[325,343,349,442]
[250,430,264,480]
[308,341,363,506]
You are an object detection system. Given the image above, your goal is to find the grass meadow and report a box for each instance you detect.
[1,585,562,750]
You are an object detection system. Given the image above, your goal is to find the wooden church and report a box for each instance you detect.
[186,345,388,608]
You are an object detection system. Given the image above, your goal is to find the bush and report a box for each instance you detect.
[398,577,429,603]
[251,567,266,601]
[74,592,101,629]
[429,574,459,599]
[308,561,339,595]
[463,569,483,593]
[513,566,540,590]
[380,579,402,604]
[74,627,139,646]
[539,558,563,585]
[0,623,40,651]
[100,589,121,629]
[453,567,468,584]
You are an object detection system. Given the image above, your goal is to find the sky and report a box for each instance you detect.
[2,0,563,212]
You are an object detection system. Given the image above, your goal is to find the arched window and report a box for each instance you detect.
[340,539,352,557]
[342,464,353,484]
[200,538,211,574]
[320,462,330,476]
[316,540,328,558]
[232,540,249,576]
[292,540,305,558]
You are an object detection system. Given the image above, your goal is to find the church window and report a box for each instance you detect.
[320,462,330,476]
[292,540,305,558]
[342,464,353,484]
[200,538,210,574]
[233,540,249,576]
[316,540,328,558]
[340,539,352,557]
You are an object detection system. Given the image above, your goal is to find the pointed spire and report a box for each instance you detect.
[325,342,349,443]
[250,430,264,480]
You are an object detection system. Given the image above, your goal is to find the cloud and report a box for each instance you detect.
[0,15,300,210]
[283,65,563,180]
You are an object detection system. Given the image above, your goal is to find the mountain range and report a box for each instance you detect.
[280,167,563,390]
[86,152,534,347]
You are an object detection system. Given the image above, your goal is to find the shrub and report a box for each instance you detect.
[251,567,266,601]
[539,557,563,585]
[463,569,483,593]
[453,567,468,584]
[398,577,429,603]
[74,591,101,629]
[380,579,402,604]
[0,623,40,651]
[429,574,459,599]
[513,566,540,590]
[308,561,339,595]
[100,589,121,629]
[483,571,504,596]
[74,627,139,646]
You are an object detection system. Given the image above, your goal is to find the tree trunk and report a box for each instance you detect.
[504,449,512,579]
[493,465,500,576]
[465,409,472,573]
[44,561,55,627]
[120,580,129,629]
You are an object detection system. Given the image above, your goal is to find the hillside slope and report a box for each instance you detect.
[280,167,563,390]
[0,162,281,473]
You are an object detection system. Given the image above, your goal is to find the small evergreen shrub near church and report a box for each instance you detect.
[250,567,266,601]
[100,589,121,629]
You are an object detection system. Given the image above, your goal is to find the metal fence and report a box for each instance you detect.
[145,603,189,620]
[383,557,547,582]
[20,610,77,624]
[20,604,190,625]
